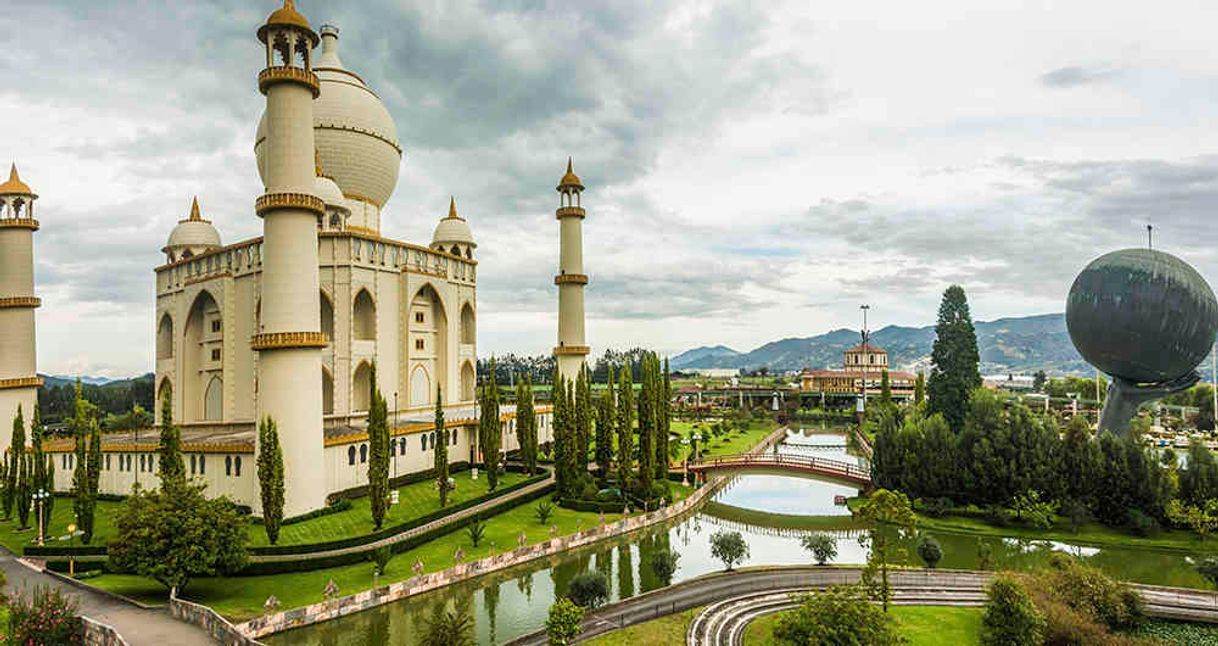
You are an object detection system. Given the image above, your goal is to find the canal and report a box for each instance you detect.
[267,424,1208,645]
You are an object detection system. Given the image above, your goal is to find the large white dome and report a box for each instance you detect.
[255,24,401,209]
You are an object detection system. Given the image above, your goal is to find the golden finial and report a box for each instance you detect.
[558,157,582,189]
[448,196,459,220]
[0,163,35,196]
[189,196,202,221]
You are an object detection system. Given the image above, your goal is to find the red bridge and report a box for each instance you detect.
[689,453,871,487]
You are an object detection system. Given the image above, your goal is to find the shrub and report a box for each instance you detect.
[773,585,902,645]
[546,598,585,646]
[8,585,82,645]
[535,501,554,525]
[465,519,487,547]
[566,570,610,609]
[981,575,1044,646]
[1035,553,1144,631]
[650,548,680,585]
[800,533,837,566]
[916,534,942,569]
[1126,509,1160,537]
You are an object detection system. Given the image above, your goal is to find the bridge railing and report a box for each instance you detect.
[689,453,871,481]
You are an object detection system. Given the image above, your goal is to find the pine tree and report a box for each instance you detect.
[552,372,569,495]
[927,285,981,432]
[515,375,538,476]
[479,360,503,491]
[83,418,101,542]
[73,417,98,543]
[157,383,185,484]
[655,357,672,481]
[914,373,925,405]
[32,405,52,536]
[595,367,616,482]
[879,370,892,405]
[16,453,30,530]
[44,457,55,534]
[435,386,450,507]
[367,363,390,530]
[616,367,635,487]
[637,356,655,495]
[5,405,25,520]
[575,368,591,473]
[256,416,285,544]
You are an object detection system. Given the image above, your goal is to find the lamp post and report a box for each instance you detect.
[393,391,399,482]
[66,522,77,576]
[32,489,48,546]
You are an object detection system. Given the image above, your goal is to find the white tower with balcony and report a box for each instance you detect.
[554,159,590,381]
[0,164,40,455]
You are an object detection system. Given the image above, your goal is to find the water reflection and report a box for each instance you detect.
[267,426,1207,645]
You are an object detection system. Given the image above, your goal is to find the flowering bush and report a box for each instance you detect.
[8,585,82,645]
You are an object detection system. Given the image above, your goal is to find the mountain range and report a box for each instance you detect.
[671,313,1093,376]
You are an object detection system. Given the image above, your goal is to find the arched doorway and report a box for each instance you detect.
[320,291,335,341]
[410,366,431,407]
[183,291,222,423]
[408,284,448,407]
[157,314,173,360]
[460,303,475,345]
[353,289,375,340]
[460,362,475,402]
[322,368,335,415]
[204,377,223,421]
[353,361,372,412]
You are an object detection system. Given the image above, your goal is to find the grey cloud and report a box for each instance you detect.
[1040,65,1121,88]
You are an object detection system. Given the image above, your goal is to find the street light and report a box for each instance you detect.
[32,489,49,546]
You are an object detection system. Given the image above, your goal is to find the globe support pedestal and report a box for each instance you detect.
[1096,371,1200,437]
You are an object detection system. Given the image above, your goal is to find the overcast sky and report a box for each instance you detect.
[4,0,1217,378]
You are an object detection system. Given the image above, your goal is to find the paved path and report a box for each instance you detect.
[0,549,216,645]
[252,474,554,562]
[506,567,1218,646]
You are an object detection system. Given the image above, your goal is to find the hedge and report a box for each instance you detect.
[250,499,353,527]
[25,544,108,558]
[325,462,473,504]
[238,483,555,575]
[247,467,550,556]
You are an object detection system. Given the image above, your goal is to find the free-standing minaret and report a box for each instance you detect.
[253,0,327,516]
[0,164,40,455]
[554,159,590,381]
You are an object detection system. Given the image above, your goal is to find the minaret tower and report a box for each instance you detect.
[0,164,40,455]
[254,0,327,516]
[554,159,590,381]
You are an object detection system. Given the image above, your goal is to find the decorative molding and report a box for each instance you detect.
[0,218,39,231]
[255,192,325,218]
[316,124,403,154]
[0,296,40,309]
[0,376,42,390]
[553,345,590,356]
[258,66,321,98]
[555,206,586,220]
[251,331,329,351]
[553,273,588,286]
[184,271,232,287]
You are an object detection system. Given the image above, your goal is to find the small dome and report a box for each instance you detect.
[164,197,221,255]
[557,157,583,190]
[0,164,36,197]
[314,175,347,212]
[432,197,475,248]
[258,0,314,44]
[255,25,401,209]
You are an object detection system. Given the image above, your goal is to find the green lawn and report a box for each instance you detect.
[585,606,704,645]
[744,605,983,645]
[89,482,694,622]
[0,497,121,554]
[671,419,777,460]
[247,470,530,546]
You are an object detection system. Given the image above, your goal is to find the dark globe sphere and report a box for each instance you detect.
[1066,248,1218,383]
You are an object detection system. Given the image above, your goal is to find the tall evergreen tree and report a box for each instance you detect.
[1062,415,1102,507]
[83,417,102,541]
[575,368,591,473]
[44,457,55,535]
[515,375,538,476]
[73,418,98,543]
[15,453,31,530]
[157,383,185,484]
[636,355,655,495]
[914,372,925,405]
[595,367,616,482]
[655,358,671,481]
[5,405,25,520]
[1181,440,1218,507]
[31,405,52,536]
[367,364,390,530]
[927,285,981,432]
[552,372,571,496]
[256,416,285,544]
[479,360,503,491]
[0,453,8,521]
[879,370,892,406]
[616,366,635,487]
[435,386,450,507]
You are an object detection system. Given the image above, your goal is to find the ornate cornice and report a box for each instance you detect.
[315,124,403,155]
[251,331,329,351]
[255,192,325,218]
[0,296,40,309]
[0,376,42,390]
[554,273,588,286]
[553,345,590,356]
[555,206,586,220]
[258,66,321,98]
[0,218,39,231]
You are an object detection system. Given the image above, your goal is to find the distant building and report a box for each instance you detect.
[687,368,742,378]
[983,374,1036,391]
[800,342,916,396]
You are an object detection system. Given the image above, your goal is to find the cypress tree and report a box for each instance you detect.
[31,405,52,536]
[435,386,450,507]
[595,367,615,482]
[479,360,503,491]
[879,370,892,405]
[0,454,8,521]
[655,357,672,481]
[914,373,925,405]
[552,372,570,496]
[5,405,24,519]
[16,453,30,530]
[637,356,655,495]
[44,457,55,534]
[157,383,185,484]
[616,367,635,488]
[256,416,285,544]
[575,368,591,473]
[367,364,390,530]
[73,418,98,543]
[927,285,981,432]
[516,375,538,476]
[83,418,101,541]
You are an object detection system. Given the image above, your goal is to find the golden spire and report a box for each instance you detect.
[189,196,202,221]
[558,156,583,190]
[260,0,314,43]
[0,163,35,196]
[447,196,462,220]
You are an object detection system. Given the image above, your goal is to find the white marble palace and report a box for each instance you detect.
[13,1,573,516]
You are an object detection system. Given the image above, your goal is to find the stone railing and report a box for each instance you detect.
[235,424,788,639]
[171,594,265,646]
[81,616,128,646]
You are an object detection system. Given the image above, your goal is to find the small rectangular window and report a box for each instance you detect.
[211,349,221,361]
[415,339,425,351]
[415,312,424,324]
[212,320,222,333]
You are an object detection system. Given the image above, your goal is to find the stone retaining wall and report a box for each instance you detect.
[171,595,264,646]
[235,426,789,639]
[81,617,128,646]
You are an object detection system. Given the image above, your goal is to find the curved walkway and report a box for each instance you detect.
[0,549,215,645]
[506,567,1218,646]
[252,474,553,563]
